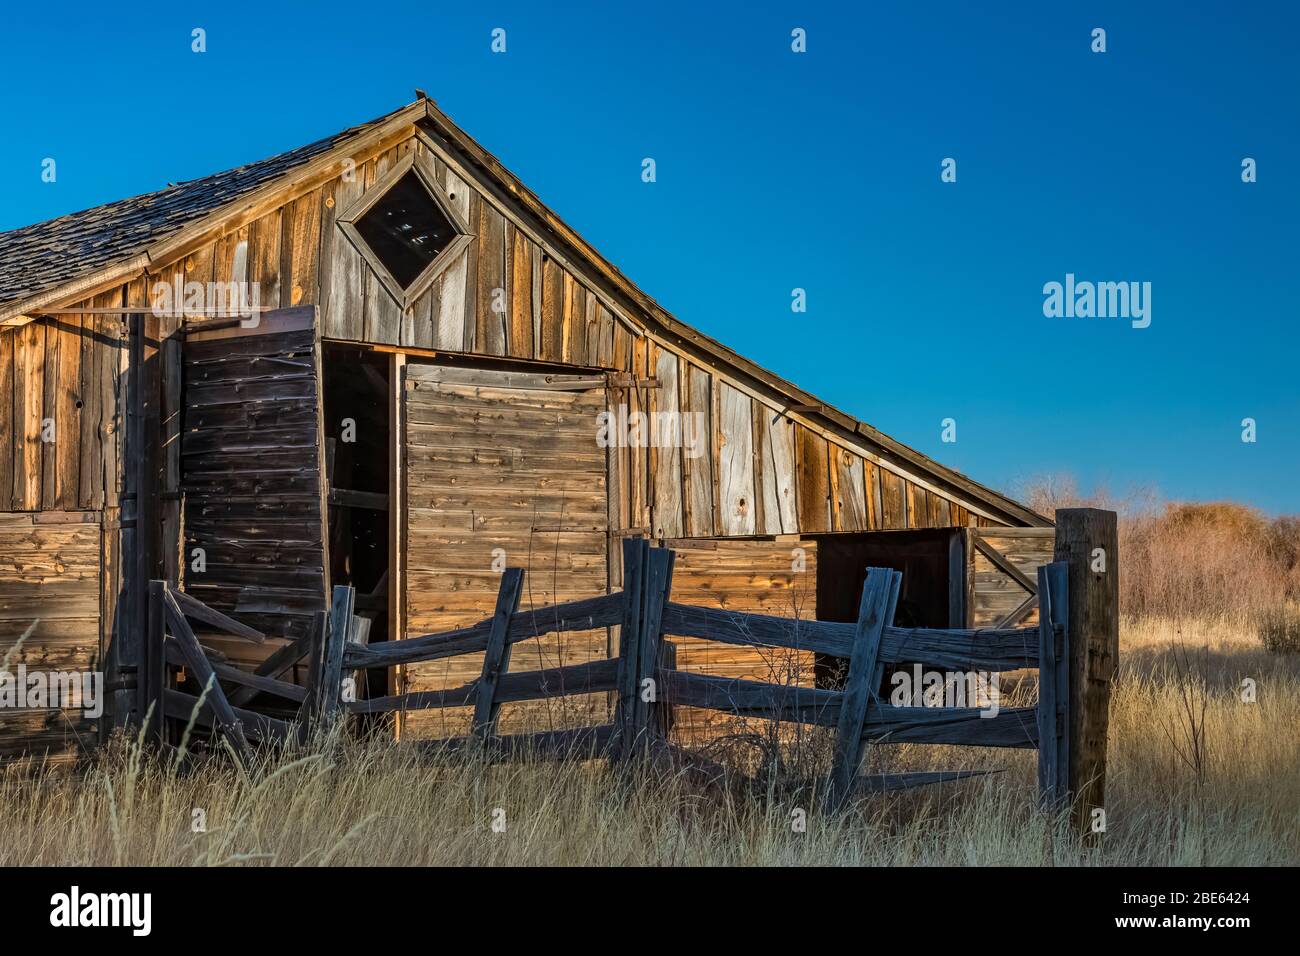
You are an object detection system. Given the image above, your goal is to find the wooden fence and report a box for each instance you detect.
[294,538,1077,810]
[140,531,1102,814]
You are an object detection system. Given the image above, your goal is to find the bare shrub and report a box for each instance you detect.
[1014,473,1298,623]
[1252,602,1300,654]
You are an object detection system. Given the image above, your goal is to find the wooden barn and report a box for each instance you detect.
[0,96,1054,760]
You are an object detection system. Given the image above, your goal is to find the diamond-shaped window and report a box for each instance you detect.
[337,155,471,307]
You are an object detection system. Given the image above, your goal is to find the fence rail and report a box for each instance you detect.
[304,538,1074,808]
[140,526,1097,818]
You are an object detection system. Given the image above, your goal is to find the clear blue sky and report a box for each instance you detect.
[2,1,1296,513]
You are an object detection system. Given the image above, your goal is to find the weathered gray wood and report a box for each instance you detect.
[827,568,897,810]
[611,537,647,761]
[995,591,1039,629]
[471,568,525,740]
[717,382,755,535]
[345,657,620,714]
[660,602,1039,672]
[319,585,355,726]
[1054,508,1118,836]
[869,570,904,710]
[165,642,307,704]
[973,534,1039,594]
[1036,561,1069,811]
[656,669,1038,747]
[651,349,684,538]
[228,627,313,708]
[162,586,252,764]
[631,546,675,754]
[145,580,167,744]
[343,591,623,668]
[170,587,266,644]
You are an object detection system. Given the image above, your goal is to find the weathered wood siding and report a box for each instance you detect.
[664,537,816,741]
[0,307,125,514]
[0,511,101,763]
[401,364,609,738]
[180,308,328,642]
[968,527,1055,627]
[2,124,999,542]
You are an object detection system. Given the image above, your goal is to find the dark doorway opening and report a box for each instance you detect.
[811,529,963,690]
[321,343,391,700]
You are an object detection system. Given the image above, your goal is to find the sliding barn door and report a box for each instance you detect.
[402,364,610,738]
[181,307,329,648]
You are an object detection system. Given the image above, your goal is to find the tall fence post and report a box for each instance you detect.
[611,538,647,763]
[144,580,167,745]
[1054,508,1118,838]
[1036,561,1069,811]
[634,546,675,754]
[472,568,525,742]
[826,567,899,812]
[320,585,356,730]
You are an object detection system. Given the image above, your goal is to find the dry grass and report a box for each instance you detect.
[2,614,1295,867]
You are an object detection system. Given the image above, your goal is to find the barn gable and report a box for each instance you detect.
[0,97,1043,530]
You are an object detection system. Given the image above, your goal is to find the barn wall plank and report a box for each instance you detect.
[650,346,683,538]
[717,382,755,535]
[794,425,829,533]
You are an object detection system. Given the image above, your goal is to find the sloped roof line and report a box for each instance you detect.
[0,101,424,318]
[0,98,1048,526]
[413,103,1049,527]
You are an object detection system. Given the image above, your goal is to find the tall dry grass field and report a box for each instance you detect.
[3,482,1296,866]
[2,612,1295,866]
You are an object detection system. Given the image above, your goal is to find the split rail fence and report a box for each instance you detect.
[143,538,1078,811]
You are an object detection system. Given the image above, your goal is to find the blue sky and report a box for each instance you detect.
[2,1,1296,512]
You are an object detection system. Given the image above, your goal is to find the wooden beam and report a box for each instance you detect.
[319,585,356,726]
[994,592,1039,629]
[633,546,675,750]
[1054,508,1118,838]
[972,534,1039,594]
[170,588,266,643]
[165,639,307,703]
[144,581,167,744]
[471,568,525,740]
[228,630,313,708]
[611,537,647,762]
[826,567,897,811]
[162,586,253,765]
[388,352,405,740]
[1036,562,1069,811]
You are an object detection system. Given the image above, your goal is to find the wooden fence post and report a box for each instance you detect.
[1036,561,1069,811]
[826,567,899,811]
[633,546,675,755]
[611,538,648,763]
[1053,508,1118,837]
[472,568,525,742]
[144,580,167,745]
[320,585,356,729]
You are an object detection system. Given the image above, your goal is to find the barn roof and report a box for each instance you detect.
[0,98,1048,527]
[0,103,415,309]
